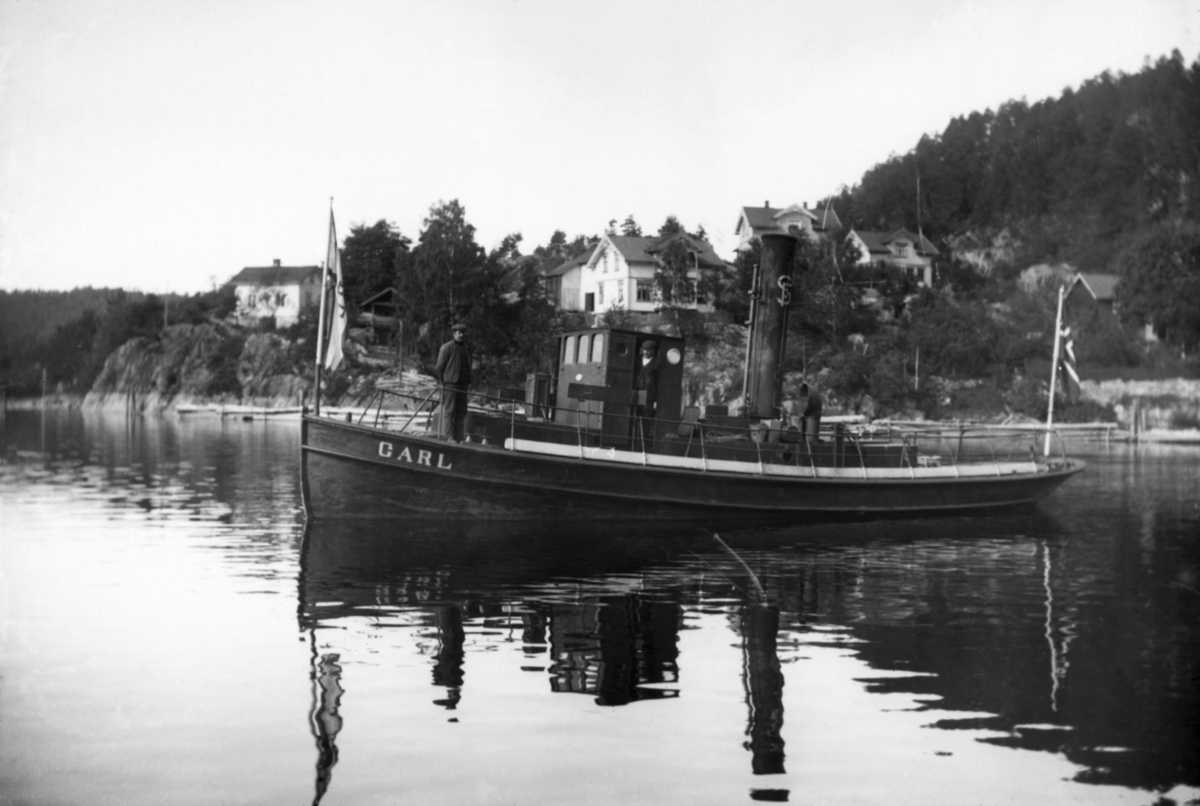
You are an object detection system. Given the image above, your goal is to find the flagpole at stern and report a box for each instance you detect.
[1044,285,1065,457]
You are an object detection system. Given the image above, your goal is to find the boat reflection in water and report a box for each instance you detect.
[298,520,801,803]
[296,511,1196,804]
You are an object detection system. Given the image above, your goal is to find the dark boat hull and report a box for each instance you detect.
[300,415,1085,522]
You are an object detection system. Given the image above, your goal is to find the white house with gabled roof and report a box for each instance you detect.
[579,233,726,314]
[734,201,843,251]
[228,259,322,326]
[845,228,939,287]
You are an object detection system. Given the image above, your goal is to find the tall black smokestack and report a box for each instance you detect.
[743,232,797,420]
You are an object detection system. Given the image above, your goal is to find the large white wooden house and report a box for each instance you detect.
[229,260,323,326]
[543,233,726,314]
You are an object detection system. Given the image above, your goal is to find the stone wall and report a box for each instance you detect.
[1080,378,1200,430]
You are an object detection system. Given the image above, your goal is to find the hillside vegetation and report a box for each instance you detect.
[2,53,1197,422]
[833,51,1199,273]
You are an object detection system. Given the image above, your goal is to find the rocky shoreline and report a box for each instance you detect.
[5,320,1197,442]
[9,384,1199,444]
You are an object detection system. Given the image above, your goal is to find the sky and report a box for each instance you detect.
[0,0,1197,294]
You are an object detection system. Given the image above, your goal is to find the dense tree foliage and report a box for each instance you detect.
[831,51,1200,271]
[0,285,237,395]
[394,199,493,357]
[1114,220,1200,348]
[340,220,411,317]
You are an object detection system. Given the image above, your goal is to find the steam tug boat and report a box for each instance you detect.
[301,234,1084,521]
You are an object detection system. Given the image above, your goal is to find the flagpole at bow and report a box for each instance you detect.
[314,255,328,417]
[314,202,348,417]
[1044,284,1065,456]
[314,204,331,416]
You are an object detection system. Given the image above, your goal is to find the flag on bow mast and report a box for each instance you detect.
[324,210,346,372]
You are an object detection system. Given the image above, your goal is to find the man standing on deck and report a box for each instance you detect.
[435,323,471,442]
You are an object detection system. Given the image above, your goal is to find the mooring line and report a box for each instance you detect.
[709,530,767,605]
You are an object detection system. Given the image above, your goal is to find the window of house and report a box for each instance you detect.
[598,282,605,305]
[636,281,653,302]
[693,281,706,305]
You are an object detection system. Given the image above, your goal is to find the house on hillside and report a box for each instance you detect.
[1067,270,1164,341]
[734,201,843,251]
[229,260,322,327]
[1069,272,1118,315]
[945,229,1018,274]
[539,246,596,311]
[845,228,939,287]
[541,233,725,314]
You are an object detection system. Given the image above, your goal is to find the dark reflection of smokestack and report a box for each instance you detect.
[309,642,344,806]
[595,595,681,706]
[742,604,786,775]
[547,595,681,706]
[432,604,465,709]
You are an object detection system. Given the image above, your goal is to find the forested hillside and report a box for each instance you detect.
[831,50,1199,271]
[0,287,235,396]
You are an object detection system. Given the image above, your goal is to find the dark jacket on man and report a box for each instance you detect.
[435,339,471,385]
[635,354,660,410]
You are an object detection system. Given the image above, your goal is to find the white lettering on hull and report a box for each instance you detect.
[377,441,453,471]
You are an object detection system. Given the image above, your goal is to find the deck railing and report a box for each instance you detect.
[332,385,1079,473]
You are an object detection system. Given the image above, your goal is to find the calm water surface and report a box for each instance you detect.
[1,409,1197,805]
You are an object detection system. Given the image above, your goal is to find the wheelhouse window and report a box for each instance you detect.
[590,333,605,363]
[563,335,576,365]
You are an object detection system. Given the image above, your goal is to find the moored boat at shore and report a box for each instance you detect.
[301,228,1084,522]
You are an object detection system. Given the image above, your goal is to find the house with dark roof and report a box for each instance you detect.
[1066,270,1162,341]
[228,259,322,326]
[846,228,939,287]
[1069,272,1118,312]
[563,232,724,314]
[734,201,843,251]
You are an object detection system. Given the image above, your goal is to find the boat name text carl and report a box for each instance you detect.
[378,441,453,470]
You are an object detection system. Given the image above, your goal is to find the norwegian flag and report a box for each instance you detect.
[323,210,346,373]
[1058,326,1081,404]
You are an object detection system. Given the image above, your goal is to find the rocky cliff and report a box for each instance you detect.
[84,323,313,412]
